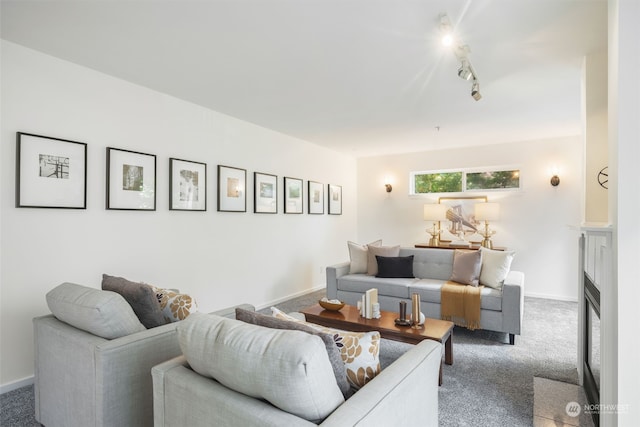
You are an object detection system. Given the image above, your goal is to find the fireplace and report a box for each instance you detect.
[583,272,600,426]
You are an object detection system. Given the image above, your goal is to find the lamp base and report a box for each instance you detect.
[480,238,493,249]
[428,236,440,246]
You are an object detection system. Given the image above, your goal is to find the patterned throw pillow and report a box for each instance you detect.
[271,307,381,389]
[152,287,198,322]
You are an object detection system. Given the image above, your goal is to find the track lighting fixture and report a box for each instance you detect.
[440,13,483,101]
[471,80,482,101]
[458,59,473,81]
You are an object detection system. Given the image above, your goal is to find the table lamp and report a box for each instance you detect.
[423,204,448,246]
[474,202,500,249]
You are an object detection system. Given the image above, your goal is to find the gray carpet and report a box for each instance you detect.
[1,293,578,427]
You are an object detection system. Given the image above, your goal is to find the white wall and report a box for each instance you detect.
[356,137,583,301]
[0,41,357,387]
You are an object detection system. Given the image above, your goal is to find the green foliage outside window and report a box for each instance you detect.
[414,172,462,193]
[466,170,520,190]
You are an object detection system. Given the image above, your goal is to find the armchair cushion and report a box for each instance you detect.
[177,312,344,422]
[45,282,145,339]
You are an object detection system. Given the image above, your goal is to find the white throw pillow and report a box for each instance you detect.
[479,247,515,290]
[178,312,344,422]
[347,239,382,274]
[272,307,381,389]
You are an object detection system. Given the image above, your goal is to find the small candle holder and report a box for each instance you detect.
[411,293,423,329]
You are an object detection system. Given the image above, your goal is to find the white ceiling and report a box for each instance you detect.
[1,0,607,157]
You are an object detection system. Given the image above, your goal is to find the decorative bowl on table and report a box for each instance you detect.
[318,299,345,311]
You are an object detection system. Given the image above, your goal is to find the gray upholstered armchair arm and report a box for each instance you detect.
[325,262,350,300]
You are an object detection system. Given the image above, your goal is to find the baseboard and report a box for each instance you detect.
[256,285,324,311]
[525,292,578,302]
[0,376,34,394]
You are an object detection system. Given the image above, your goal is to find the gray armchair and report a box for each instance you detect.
[33,282,252,427]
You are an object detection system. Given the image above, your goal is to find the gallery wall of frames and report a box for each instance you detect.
[15,132,343,215]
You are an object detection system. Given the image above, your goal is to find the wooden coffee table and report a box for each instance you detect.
[300,304,454,385]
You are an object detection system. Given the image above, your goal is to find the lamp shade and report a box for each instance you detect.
[423,204,448,221]
[475,202,500,221]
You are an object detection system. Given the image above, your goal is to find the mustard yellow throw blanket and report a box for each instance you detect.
[441,281,483,330]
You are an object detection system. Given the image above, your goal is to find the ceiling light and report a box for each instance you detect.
[458,60,473,80]
[441,34,453,47]
[471,80,482,101]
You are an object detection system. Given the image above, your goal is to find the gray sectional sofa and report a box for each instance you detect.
[327,247,525,344]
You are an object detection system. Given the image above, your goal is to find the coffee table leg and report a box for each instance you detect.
[445,334,453,365]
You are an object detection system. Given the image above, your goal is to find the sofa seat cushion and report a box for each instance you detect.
[46,282,146,339]
[178,312,344,423]
[409,280,503,311]
[337,275,416,299]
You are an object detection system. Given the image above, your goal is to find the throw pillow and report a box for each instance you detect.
[375,255,415,278]
[101,274,167,328]
[347,239,382,274]
[178,313,344,422]
[450,250,482,286]
[479,247,515,290]
[235,308,350,397]
[46,282,146,339]
[366,245,400,276]
[272,307,381,389]
[151,287,198,322]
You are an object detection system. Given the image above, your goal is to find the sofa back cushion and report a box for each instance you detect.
[399,248,454,280]
[235,308,350,397]
[178,312,344,422]
[46,282,146,339]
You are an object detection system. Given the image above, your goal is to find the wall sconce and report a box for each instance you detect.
[423,204,448,246]
[550,175,560,186]
[385,183,392,193]
[474,202,500,249]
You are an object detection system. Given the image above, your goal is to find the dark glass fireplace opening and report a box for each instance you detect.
[584,273,601,426]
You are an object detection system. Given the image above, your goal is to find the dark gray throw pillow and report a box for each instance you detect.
[101,274,167,329]
[235,308,351,398]
[375,255,415,278]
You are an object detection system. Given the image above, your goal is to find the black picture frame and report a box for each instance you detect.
[328,184,342,215]
[16,132,87,209]
[217,165,246,212]
[169,158,207,211]
[254,172,278,214]
[308,181,324,214]
[284,176,303,214]
[106,147,156,210]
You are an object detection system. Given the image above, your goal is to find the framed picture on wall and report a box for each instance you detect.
[308,181,324,214]
[284,177,303,214]
[16,132,87,209]
[254,172,278,214]
[169,158,206,211]
[217,165,246,212]
[328,184,342,215]
[106,147,156,210]
[438,196,487,237]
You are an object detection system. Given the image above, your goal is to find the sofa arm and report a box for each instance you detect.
[321,340,440,427]
[502,270,525,337]
[153,356,314,427]
[326,262,350,300]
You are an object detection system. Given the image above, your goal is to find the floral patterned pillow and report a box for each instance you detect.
[152,287,198,322]
[271,307,381,389]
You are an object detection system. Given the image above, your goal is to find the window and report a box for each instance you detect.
[410,168,520,195]
[413,171,462,193]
